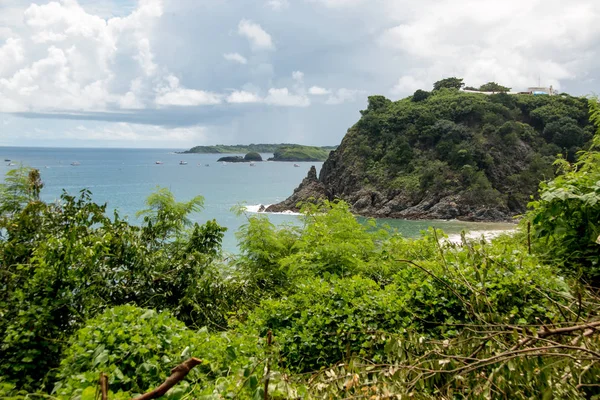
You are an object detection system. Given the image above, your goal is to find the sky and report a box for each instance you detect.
[0,0,599,148]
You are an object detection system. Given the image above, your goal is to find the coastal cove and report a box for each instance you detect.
[0,146,514,252]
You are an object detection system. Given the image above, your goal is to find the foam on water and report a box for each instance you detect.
[244,204,302,216]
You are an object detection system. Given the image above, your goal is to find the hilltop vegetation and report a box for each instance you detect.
[272,80,593,220]
[182,143,336,155]
[268,144,332,161]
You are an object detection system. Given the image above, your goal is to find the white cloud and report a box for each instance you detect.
[0,0,164,112]
[4,121,209,147]
[264,87,310,107]
[308,86,331,95]
[223,52,248,64]
[308,0,368,8]
[292,70,304,81]
[0,38,25,77]
[266,0,289,10]
[155,75,221,106]
[226,90,262,103]
[380,0,600,95]
[325,88,364,105]
[0,27,14,40]
[64,123,207,144]
[391,75,425,95]
[238,19,274,51]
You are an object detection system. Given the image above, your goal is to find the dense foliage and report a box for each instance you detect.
[1,96,599,399]
[182,143,336,154]
[0,179,230,391]
[528,99,600,284]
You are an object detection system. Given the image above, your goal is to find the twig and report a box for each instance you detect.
[264,330,273,400]
[527,221,531,254]
[100,372,108,400]
[537,320,600,339]
[132,357,202,400]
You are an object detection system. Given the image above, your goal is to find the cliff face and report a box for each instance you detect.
[268,90,592,221]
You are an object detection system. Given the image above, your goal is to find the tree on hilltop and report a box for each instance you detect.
[433,77,464,91]
[479,82,511,92]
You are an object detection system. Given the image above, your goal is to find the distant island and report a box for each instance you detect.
[267,78,593,221]
[217,152,262,163]
[267,145,332,162]
[182,143,336,162]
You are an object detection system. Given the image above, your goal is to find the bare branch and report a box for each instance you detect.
[132,357,202,400]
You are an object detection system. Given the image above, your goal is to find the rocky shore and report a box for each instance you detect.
[266,164,513,221]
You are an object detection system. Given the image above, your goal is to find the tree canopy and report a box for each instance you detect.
[433,77,465,90]
[479,81,511,92]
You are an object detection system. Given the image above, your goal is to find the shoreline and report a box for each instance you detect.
[244,204,519,241]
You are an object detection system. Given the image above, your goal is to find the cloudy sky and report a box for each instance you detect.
[0,0,599,148]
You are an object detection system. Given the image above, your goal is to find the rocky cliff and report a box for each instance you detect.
[267,89,592,221]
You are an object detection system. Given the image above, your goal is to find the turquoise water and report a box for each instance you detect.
[0,147,514,252]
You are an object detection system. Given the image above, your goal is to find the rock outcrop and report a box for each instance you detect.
[265,166,329,212]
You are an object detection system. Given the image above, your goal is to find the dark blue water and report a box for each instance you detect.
[0,147,514,252]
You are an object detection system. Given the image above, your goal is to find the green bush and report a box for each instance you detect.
[53,306,198,398]
[528,99,600,284]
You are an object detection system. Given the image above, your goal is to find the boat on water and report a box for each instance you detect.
[249,162,255,166]
[155,161,164,164]
[294,163,300,167]
[179,161,188,165]
[71,161,80,166]
[4,159,10,162]
[7,162,16,166]
[205,164,209,167]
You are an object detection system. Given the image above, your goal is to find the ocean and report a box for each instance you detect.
[0,147,515,252]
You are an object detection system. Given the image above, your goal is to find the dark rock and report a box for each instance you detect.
[217,156,244,162]
[218,152,263,162]
[244,152,263,161]
[266,166,330,213]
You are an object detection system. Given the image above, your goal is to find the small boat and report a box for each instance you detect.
[71,161,80,166]
[4,159,10,162]
[205,164,209,167]
[294,163,300,167]
[179,160,188,165]
[155,161,164,164]
[7,162,16,166]
[249,162,255,167]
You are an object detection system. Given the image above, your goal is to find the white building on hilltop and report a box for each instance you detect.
[527,86,556,96]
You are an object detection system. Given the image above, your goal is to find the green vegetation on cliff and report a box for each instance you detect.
[182,143,336,154]
[268,144,332,161]
[310,81,592,220]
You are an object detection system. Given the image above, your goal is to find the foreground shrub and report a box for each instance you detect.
[529,98,600,284]
[53,305,197,398]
